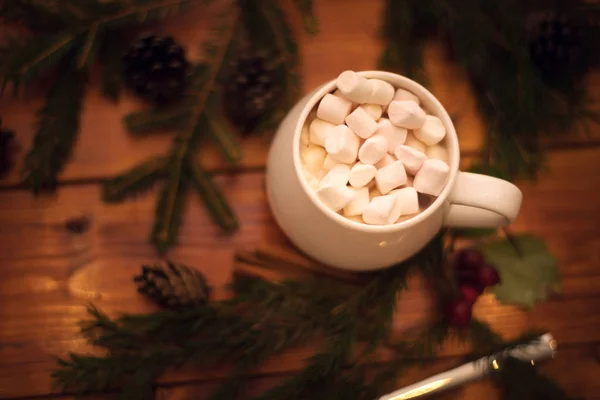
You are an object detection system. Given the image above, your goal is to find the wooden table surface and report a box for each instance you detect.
[1,1,600,399]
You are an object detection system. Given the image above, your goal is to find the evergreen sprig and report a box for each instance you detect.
[379,0,600,180]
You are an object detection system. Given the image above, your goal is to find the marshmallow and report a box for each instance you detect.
[375,153,396,169]
[388,100,426,129]
[349,162,377,188]
[393,88,420,104]
[358,135,387,165]
[322,154,345,172]
[404,175,414,187]
[333,89,358,109]
[375,161,407,194]
[413,159,450,196]
[390,187,419,215]
[317,185,356,212]
[373,118,407,154]
[362,195,401,225]
[426,144,449,163]
[317,93,353,125]
[404,132,427,153]
[301,165,320,190]
[369,187,382,200]
[394,145,428,175]
[320,164,350,188]
[343,187,370,217]
[336,70,373,104]
[359,104,383,120]
[300,125,310,147]
[325,125,360,164]
[414,115,446,145]
[300,144,326,175]
[368,79,395,106]
[345,107,378,139]
[309,119,336,147]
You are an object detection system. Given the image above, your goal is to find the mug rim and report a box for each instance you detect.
[292,70,460,233]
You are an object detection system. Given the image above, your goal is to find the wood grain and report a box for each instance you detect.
[0,147,599,398]
[0,0,598,187]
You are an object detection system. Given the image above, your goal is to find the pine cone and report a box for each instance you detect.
[123,34,190,104]
[134,262,210,309]
[0,120,15,177]
[223,51,282,133]
[529,14,588,82]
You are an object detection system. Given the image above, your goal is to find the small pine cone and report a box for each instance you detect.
[223,51,282,133]
[123,34,190,104]
[134,262,210,309]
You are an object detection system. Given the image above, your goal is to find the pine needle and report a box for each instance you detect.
[98,31,127,101]
[124,107,193,135]
[102,155,170,202]
[151,171,188,254]
[21,63,86,192]
[187,162,239,234]
[203,112,243,164]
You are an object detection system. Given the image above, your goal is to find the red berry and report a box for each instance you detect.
[445,298,473,328]
[478,263,501,287]
[460,284,481,305]
[456,248,484,271]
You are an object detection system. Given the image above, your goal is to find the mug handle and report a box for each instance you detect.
[443,172,523,228]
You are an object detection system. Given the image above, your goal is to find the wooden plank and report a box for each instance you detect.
[1,0,598,186]
[155,344,600,400]
[0,147,599,397]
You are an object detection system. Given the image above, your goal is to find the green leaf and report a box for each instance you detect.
[187,162,239,234]
[478,235,560,310]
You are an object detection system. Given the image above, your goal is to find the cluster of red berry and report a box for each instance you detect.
[445,249,501,328]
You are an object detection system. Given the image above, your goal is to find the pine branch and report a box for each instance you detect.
[202,112,243,164]
[124,107,194,135]
[291,0,319,35]
[152,167,188,254]
[102,155,170,202]
[98,31,127,101]
[187,162,239,234]
[21,63,86,192]
[0,0,83,30]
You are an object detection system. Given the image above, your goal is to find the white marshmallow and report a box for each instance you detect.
[317,93,353,125]
[373,118,407,154]
[359,104,383,120]
[388,100,426,129]
[394,145,428,175]
[333,89,358,109]
[368,79,395,106]
[320,164,350,188]
[369,187,382,200]
[375,153,396,169]
[375,161,407,194]
[325,125,360,164]
[414,115,446,145]
[413,159,450,196]
[349,162,377,188]
[309,119,336,147]
[404,132,427,153]
[343,187,370,217]
[322,154,345,172]
[336,70,373,104]
[404,175,414,187]
[426,144,449,163]
[300,145,326,175]
[301,165,320,190]
[390,187,419,215]
[393,88,420,104]
[317,185,356,212]
[358,135,387,165]
[345,107,378,139]
[362,195,401,225]
[300,125,310,147]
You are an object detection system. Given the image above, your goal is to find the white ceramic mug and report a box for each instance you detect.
[266,71,522,271]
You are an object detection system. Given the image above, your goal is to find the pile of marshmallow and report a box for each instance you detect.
[300,71,450,226]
